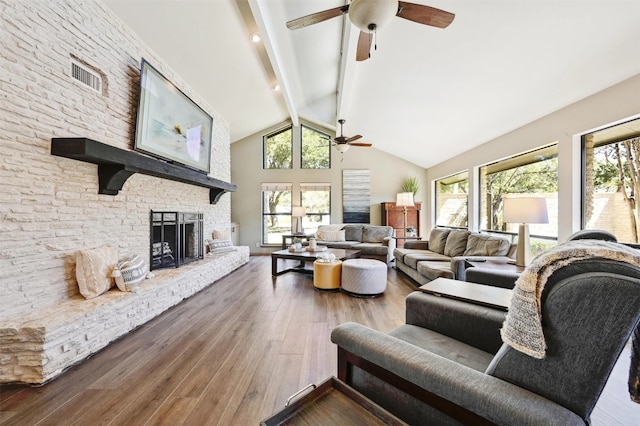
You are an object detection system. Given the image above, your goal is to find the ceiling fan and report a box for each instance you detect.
[286,0,455,61]
[333,119,372,153]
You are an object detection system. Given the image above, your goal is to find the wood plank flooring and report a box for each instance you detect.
[1,256,638,425]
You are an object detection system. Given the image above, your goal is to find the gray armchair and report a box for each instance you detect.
[331,251,640,424]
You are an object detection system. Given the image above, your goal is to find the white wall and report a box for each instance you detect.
[230,119,427,254]
[426,74,640,242]
[0,0,232,320]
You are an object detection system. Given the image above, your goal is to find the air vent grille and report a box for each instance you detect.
[71,60,102,92]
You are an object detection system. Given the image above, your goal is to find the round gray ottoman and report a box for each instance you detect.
[341,258,387,297]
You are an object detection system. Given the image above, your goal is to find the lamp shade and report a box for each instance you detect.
[396,192,414,208]
[292,206,306,217]
[503,197,549,224]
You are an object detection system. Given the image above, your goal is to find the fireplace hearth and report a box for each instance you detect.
[150,211,203,270]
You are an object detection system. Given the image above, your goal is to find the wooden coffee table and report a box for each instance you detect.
[271,248,360,276]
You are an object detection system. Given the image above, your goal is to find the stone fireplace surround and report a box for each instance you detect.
[0,247,249,384]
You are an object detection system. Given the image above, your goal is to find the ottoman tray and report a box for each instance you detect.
[260,376,406,425]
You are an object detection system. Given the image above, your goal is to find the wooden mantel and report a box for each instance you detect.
[51,138,236,204]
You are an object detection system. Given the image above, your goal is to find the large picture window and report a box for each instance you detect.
[300,183,331,234]
[263,126,292,169]
[301,125,331,169]
[261,183,292,244]
[435,171,468,228]
[583,118,640,243]
[479,145,558,254]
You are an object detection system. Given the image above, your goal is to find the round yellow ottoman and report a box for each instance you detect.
[313,260,342,291]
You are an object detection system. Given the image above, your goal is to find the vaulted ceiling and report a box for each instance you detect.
[103,0,640,168]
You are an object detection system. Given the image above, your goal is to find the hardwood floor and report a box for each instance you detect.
[1,256,638,425]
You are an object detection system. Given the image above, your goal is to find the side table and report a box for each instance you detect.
[394,236,421,248]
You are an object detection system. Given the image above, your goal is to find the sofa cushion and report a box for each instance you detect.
[428,228,451,254]
[343,224,363,242]
[404,252,451,269]
[354,243,390,257]
[320,241,360,250]
[416,260,455,280]
[464,234,510,256]
[362,225,393,243]
[444,230,471,257]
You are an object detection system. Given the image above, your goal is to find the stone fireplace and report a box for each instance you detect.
[151,211,204,270]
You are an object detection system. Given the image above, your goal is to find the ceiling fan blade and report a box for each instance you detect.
[356,31,371,61]
[349,142,373,147]
[345,134,363,143]
[396,1,455,28]
[286,5,349,30]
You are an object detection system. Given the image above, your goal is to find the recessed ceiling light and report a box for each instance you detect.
[251,33,261,43]
[272,83,280,92]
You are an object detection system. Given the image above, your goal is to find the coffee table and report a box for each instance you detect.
[271,248,360,276]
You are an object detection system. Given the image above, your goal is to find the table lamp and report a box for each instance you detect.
[396,192,414,238]
[291,206,306,235]
[503,196,548,267]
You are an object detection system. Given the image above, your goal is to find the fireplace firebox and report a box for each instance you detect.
[150,211,204,270]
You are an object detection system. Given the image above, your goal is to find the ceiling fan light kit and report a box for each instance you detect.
[286,0,455,62]
[349,0,398,32]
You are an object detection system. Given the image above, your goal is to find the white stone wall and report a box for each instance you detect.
[0,0,233,320]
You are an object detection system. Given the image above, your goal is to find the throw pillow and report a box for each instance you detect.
[76,244,118,299]
[213,229,230,240]
[113,254,148,292]
[444,229,471,257]
[317,230,346,242]
[463,234,510,256]
[208,239,235,255]
[428,228,451,254]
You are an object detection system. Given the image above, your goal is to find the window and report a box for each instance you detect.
[479,145,558,254]
[261,183,292,244]
[435,171,468,228]
[301,125,331,169]
[582,118,640,243]
[300,183,331,234]
[263,127,292,169]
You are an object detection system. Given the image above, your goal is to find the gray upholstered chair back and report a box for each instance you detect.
[567,229,617,242]
[486,258,640,420]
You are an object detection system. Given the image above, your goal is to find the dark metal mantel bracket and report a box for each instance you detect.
[51,138,236,204]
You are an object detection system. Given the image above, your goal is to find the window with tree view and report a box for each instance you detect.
[261,183,292,244]
[301,183,331,235]
[301,125,331,169]
[435,171,468,228]
[583,118,640,244]
[264,126,292,169]
[480,145,558,255]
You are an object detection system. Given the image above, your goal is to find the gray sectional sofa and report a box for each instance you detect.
[394,227,514,285]
[307,224,395,264]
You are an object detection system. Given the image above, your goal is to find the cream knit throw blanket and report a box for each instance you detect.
[500,240,640,402]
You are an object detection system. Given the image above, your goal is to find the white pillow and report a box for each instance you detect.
[317,230,346,242]
[76,245,118,299]
[112,254,148,292]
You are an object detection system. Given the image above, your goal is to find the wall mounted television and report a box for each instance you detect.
[134,58,212,174]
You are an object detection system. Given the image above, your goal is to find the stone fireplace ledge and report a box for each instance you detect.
[0,246,250,385]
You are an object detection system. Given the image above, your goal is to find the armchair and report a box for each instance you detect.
[331,241,640,425]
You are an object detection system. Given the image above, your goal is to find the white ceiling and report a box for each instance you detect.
[103,0,640,169]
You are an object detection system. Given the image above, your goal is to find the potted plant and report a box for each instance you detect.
[401,176,420,198]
